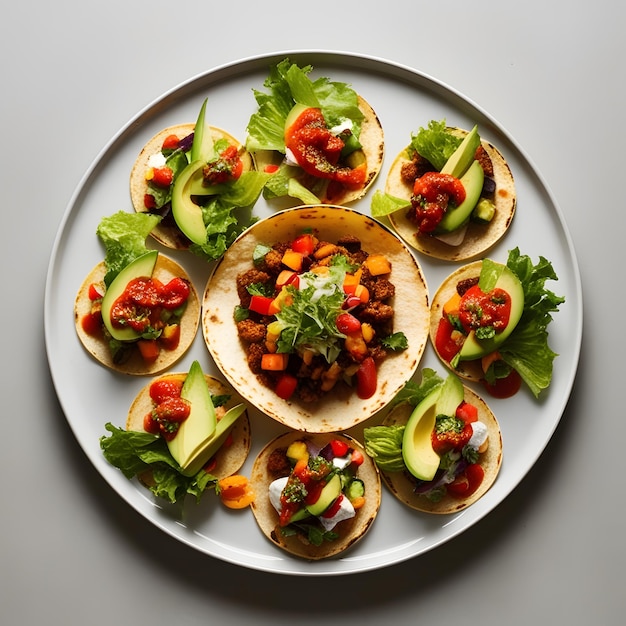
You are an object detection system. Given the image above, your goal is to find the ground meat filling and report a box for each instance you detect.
[235,234,398,403]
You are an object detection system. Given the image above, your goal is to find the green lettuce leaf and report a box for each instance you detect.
[370,189,412,217]
[409,119,462,171]
[499,247,565,397]
[96,211,161,286]
[246,58,363,154]
[100,423,218,504]
[363,369,445,472]
[190,170,269,261]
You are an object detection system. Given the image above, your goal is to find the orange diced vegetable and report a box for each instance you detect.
[282,249,304,271]
[137,339,159,363]
[159,324,180,350]
[364,254,391,276]
[261,352,289,371]
[343,269,363,293]
[443,292,462,317]
[313,243,337,259]
[350,495,366,510]
[354,284,369,304]
[218,475,255,509]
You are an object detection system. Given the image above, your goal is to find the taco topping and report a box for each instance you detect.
[267,439,367,540]
[234,231,407,403]
[364,370,493,506]
[82,270,191,365]
[284,106,367,187]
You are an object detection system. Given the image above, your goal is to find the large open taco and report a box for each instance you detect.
[249,431,381,560]
[202,205,430,433]
[372,119,515,262]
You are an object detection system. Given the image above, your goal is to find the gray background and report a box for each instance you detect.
[2,1,621,624]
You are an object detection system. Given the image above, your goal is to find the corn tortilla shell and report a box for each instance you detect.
[379,385,502,514]
[386,129,516,262]
[74,254,200,375]
[130,123,254,250]
[126,373,251,481]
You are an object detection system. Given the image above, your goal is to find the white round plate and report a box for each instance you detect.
[44,51,582,576]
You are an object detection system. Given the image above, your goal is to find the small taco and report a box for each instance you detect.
[75,211,200,375]
[100,360,251,504]
[245,58,384,207]
[372,119,515,261]
[202,205,430,433]
[430,247,564,398]
[130,98,269,259]
[249,431,381,560]
[364,369,502,514]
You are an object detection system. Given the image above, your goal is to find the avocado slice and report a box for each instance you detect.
[284,102,310,136]
[458,265,525,361]
[101,250,158,341]
[179,402,247,477]
[402,374,464,481]
[166,360,217,470]
[305,473,342,517]
[171,160,207,245]
[190,97,215,164]
[440,125,480,178]
[436,159,485,234]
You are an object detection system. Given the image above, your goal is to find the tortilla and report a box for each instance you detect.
[379,385,503,514]
[202,205,430,433]
[429,260,487,381]
[251,95,384,207]
[249,431,381,560]
[130,123,254,250]
[74,254,200,375]
[126,373,251,481]
[386,128,516,262]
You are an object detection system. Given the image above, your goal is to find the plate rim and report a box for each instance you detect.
[44,49,583,576]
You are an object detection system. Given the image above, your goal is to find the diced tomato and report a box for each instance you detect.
[264,164,280,174]
[330,439,349,457]
[137,339,160,364]
[435,317,463,362]
[291,233,316,256]
[356,357,377,399]
[431,422,473,455]
[149,378,184,404]
[151,166,174,188]
[322,494,344,518]
[275,270,299,289]
[482,368,522,398]
[88,283,103,301]
[447,463,484,498]
[456,401,478,423]
[350,448,364,467]
[161,134,180,151]
[81,311,102,336]
[144,193,157,210]
[275,373,298,400]
[336,312,361,334]
[249,294,275,316]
